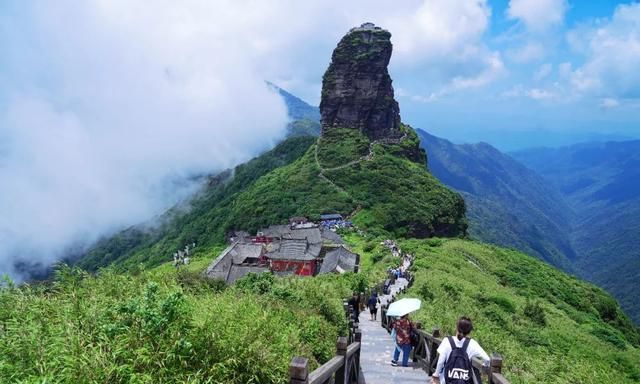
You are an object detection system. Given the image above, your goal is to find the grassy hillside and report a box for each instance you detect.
[0,256,372,383]
[7,230,640,383]
[347,235,640,383]
[418,130,575,270]
[81,125,466,272]
[512,141,640,323]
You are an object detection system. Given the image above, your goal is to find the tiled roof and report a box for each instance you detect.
[267,239,319,261]
[321,228,345,244]
[227,265,269,283]
[319,246,359,274]
[229,243,263,264]
[259,224,291,238]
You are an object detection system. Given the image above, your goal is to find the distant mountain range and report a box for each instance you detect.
[512,142,640,324]
[417,130,576,270]
[267,82,322,138]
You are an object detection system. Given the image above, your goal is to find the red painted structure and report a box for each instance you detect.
[270,259,317,276]
[252,236,274,244]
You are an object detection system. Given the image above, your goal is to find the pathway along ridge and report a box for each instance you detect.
[357,259,427,384]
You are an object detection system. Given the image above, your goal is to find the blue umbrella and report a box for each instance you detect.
[386,298,421,317]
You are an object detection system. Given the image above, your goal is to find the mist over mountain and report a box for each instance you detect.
[0,3,291,281]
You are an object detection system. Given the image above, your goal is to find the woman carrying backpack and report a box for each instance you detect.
[431,317,489,384]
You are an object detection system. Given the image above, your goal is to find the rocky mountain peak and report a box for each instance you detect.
[319,23,401,141]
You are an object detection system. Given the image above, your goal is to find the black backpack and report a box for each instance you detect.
[444,336,478,384]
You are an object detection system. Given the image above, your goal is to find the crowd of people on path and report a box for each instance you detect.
[172,242,196,268]
[381,239,401,257]
[371,240,490,383]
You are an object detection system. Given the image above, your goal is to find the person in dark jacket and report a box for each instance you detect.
[347,292,360,322]
[367,292,380,321]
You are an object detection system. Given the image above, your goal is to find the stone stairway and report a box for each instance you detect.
[357,275,428,384]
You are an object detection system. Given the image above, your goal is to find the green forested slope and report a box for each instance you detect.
[6,232,639,383]
[512,141,640,323]
[0,260,368,383]
[80,124,466,272]
[418,130,575,270]
[348,235,640,383]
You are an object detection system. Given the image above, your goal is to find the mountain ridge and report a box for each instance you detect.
[512,141,640,323]
[417,129,576,270]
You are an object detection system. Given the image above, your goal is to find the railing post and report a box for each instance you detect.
[335,336,348,384]
[428,328,441,374]
[488,353,503,384]
[381,304,388,330]
[354,329,362,379]
[289,357,309,384]
[412,322,423,363]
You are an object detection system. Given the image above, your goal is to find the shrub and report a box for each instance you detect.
[363,241,376,252]
[523,300,547,326]
[418,283,435,301]
[176,270,226,293]
[426,238,444,247]
[441,282,461,301]
[371,252,385,263]
[235,271,275,294]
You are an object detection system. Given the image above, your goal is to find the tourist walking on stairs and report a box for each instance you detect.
[390,314,413,367]
[431,317,489,384]
[348,292,361,323]
[367,292,380,321]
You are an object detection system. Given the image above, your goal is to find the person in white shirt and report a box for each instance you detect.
[431,317,489,384]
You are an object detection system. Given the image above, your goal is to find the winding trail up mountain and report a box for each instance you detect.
[358,261,427,383]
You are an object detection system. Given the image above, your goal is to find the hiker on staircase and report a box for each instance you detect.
[431,316,489,384]
[390,314,414,367]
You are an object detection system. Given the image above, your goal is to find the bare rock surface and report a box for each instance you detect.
[320,23,402,141]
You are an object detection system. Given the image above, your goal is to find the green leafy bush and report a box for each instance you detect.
[523,300,547,326]
[0,263,361,383]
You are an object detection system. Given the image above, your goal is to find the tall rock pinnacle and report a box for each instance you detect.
[320,23,401,140]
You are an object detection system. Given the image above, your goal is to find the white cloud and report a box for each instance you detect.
[508,42,545,63]
[450,52,505,90]
[566,3,640,99]
[526,88,555,100]
[0,1,293,278]
[384,0,491,63]
[534,63,553,81]
[600,98,620,109]
[501,84,563,102]
[507,0,568,31]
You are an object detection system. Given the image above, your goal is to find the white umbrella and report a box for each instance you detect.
[386,298,421,317]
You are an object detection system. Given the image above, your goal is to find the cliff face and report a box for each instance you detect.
[320,23,401,141]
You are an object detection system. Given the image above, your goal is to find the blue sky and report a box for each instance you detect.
[0,0,639,277]
[386,0,640,149]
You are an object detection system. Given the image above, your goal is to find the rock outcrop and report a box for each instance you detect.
[320,23,401,141]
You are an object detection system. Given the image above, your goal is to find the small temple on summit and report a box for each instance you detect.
[205,216,359,283]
